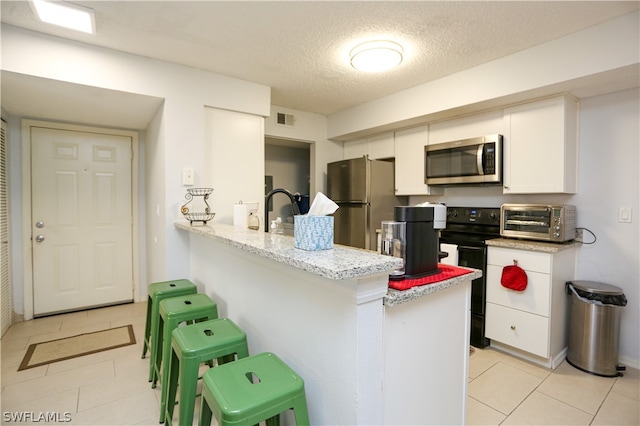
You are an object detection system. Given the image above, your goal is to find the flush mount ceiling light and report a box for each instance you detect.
[350,40,404,73]
[30,0,95,34]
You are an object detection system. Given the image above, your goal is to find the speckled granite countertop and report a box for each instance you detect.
[486,238,581,253]
[384,268,482,307]
[175,221,403,281]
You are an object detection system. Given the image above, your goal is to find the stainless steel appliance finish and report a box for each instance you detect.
[440,207,501,348]
[327,157,404,251]
[566,281,627,377]
[394,205,443,279]
[425,134,502,185]
[501,204,576,242]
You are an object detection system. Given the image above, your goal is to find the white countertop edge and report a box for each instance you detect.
[486,238,581,253]
[384,269,482,307]
[175,220,403,280]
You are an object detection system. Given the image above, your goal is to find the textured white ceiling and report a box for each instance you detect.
[1,1,639,117]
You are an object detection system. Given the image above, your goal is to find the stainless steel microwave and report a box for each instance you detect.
[500,204,577,242]
[425,134,502,185]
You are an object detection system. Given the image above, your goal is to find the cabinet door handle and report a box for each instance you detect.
[510,325,516,330]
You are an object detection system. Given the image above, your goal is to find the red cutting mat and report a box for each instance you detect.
[389,264,474,291]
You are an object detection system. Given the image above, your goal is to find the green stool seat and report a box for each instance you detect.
[199,352,310,426]
[152,294,218,390]
[162,318,249,426]
[142,279,197,382]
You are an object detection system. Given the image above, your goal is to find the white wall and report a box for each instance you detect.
[144,106,166,287]
[203,108,265,226]
[574,89,639,366]
[1,25,270,316]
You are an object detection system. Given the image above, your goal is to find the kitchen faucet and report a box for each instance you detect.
[264,188,301,232]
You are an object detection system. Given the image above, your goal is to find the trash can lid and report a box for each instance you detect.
[568,280,624,295]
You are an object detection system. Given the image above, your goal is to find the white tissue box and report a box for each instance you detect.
[294,215,334,251]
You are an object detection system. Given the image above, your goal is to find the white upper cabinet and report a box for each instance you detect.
[367,132,395,159]
[502,96,578,194]
[394,125,442,196]
[343,132,394,160]
[428,110,504,145]
[343,138,368,159]
[342,96,578,195]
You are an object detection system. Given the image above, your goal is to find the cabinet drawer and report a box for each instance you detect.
[488,247,551,274]
[486,303,549,358]
[486,265,551,316]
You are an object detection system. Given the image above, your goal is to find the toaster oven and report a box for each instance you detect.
[500,204,576,242]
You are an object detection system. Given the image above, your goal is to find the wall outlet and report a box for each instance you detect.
[575,228,583,241]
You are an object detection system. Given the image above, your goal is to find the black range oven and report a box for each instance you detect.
[440,207,501,348]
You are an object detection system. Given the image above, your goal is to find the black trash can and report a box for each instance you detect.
[566,280,627,377]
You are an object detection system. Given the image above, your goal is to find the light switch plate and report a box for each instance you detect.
[182,168,194,186]
[619,207,632,223]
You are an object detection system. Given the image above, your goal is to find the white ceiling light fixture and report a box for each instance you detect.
[350,40,404,73]
[30,0,95,34]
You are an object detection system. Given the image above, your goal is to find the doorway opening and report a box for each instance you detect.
[264,137,311,230]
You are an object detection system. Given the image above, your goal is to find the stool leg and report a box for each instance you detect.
[161,348,180,424]
[151,315,164,388]
[292,394,311,426]
[198,393,213,426]
[159,317,176,393]
[176,356,202,426]
[265,415,280,426]
[149,304,163,385]
[141,296,152,359]
[217,354,235,365]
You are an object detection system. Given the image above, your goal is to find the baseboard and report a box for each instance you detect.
[618,355,640,372]
[490,341,559,369]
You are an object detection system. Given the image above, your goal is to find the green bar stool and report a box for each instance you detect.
[152,294,218,390]
[142,279,197,382]
[198,352,310,426]
[162,318,249,425]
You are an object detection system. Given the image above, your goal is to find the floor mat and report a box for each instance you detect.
[18,325,136,371]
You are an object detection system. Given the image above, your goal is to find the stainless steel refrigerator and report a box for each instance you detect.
[327,157,406,251]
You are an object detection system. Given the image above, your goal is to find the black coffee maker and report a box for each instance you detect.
[394,205,446,279]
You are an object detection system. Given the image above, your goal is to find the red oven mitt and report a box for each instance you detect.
[501,262,528,291]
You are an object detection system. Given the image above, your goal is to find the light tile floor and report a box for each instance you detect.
[467,346,640,425]
[1,302,638,425]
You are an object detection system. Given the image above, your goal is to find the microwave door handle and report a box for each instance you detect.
[476,144,484,175]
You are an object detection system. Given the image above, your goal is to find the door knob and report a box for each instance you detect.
[35,235,45,243]
[36,221,45,228]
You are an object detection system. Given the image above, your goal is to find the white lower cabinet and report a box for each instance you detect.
[486,303,549,358]
[485,244,577,368]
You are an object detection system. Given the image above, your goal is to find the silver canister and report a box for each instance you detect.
[381,221,406,279]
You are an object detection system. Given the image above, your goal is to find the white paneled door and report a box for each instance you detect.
[31,126,133,316]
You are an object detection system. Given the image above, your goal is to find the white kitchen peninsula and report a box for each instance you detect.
[176,221,480,425]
